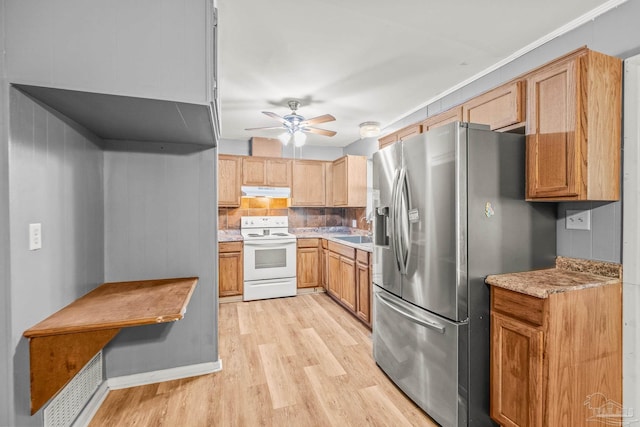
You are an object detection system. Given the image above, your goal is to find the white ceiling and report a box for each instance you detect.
[218,0,616,147]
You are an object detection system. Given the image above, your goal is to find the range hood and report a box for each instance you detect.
[241,186,291,198]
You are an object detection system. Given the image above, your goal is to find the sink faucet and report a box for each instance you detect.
[359,210,374,236]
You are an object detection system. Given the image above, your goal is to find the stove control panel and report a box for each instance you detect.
[240,216,289,229]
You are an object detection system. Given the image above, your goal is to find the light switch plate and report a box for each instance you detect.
[566,209,591,230]
[29,223,42,250]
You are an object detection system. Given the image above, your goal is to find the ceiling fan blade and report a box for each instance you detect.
[302,127,337,137]
[244,126,286,131]
[262,111,289,125]
[299,114,336,127]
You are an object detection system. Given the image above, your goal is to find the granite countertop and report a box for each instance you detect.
[217,227,373,252]
[485,256,622,299]
[218,229,243,242]
[292,227,373,252]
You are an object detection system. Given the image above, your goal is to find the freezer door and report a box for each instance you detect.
[401,124,466,321]
[373,287,468,427]
[372,143,402,297]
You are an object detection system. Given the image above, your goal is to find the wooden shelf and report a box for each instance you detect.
[23,277,198,414]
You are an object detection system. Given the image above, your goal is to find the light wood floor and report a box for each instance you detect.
[89,293,438,426]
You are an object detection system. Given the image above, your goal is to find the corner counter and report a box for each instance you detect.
[485,256,622,298]
[485,257,622,427]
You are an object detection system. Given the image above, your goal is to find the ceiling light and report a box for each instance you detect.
[278,131,291,146]
[293,131,307,147]
[359,121,381,138]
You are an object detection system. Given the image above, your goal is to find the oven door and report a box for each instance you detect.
[243,239,297,282]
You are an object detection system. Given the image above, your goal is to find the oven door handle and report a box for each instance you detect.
[243,240,295,247]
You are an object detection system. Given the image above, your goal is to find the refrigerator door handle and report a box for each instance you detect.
[390,169,403,272]
[376,291,446,334]
[398,168,411,274]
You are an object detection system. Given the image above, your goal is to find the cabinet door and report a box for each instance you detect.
[421,106,463,131]
[218,155,241,207]
[266,159,292,187]
[242,158,266,185]
[340,257,357,311]
[332,157,348,206]
[378,133,398,150]
[525,59,580,199]
[332,156,367,207]
[491,312,544,427]
[297,241,319,288]
[356,258,371,324]
[328,252,341,298]
[397,124,422,141]
[325,162,333,207]
[292,160,326,206]
[321,245,329,289]
[218,250,243,297]
[462,81,525,130]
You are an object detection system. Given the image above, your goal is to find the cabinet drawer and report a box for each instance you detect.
[219,241,243,253]
[321,239,328,249]
[492,287,545,326]
[297,238,319,248]
[356,249,369,264]
[328,241,355,259]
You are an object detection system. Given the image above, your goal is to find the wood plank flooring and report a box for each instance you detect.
[89,293,438,426]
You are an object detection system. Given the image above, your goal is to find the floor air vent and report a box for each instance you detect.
[44,351,103,427]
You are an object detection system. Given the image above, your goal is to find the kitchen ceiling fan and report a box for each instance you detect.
[245,100,336,146]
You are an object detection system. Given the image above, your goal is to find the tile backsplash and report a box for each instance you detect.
[218,198,367,230]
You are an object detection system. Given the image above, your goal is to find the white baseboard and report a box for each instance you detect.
[73,359,223,426]
[108,359,223,390]
[73,382,109,427]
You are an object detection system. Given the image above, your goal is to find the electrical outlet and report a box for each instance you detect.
[565,209,591,230]
[29,223,42,250]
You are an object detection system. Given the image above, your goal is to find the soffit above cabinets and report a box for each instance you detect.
[13,84,218,148]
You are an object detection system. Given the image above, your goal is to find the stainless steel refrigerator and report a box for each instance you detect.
[372,122,556,427]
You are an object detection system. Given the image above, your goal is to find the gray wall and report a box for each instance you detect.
[4,0,208,104]
[0,0,12,425]
[102,145,218,377]
[344,0,640,263]
[8,88,105,426]
[219,137,345,160]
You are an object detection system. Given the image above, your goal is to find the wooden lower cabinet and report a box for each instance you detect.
[356,250,371,325]
[321,239,329,289]
[218,241,243,297]
[297,238,320,288]
[490,284,622,427]
[327,241,371,327]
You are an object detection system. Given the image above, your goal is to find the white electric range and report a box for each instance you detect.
[240,216,297,301]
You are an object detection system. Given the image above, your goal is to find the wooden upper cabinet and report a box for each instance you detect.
[525,48,622,201]
[242,157,266,186]
[332,155,367,207]
[242,157,292,187]
[292,160,326,206]
[266,159,292,187]
[378,124,422,150]
[325,161,334,207]
[218,155,242,207]
[397,124,421,141]
[421,106,463,131]
[462,80,525,130]
[378,133,398,150]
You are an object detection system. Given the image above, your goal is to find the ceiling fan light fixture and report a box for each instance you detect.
[293,130,307,147]
[359,121,381,138]
[278,131,291,146]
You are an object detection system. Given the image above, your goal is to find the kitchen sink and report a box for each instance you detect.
[336,235,372,244]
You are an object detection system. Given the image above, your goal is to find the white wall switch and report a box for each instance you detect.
[566,209,591,230]
[352,219,357,228]
[29,223,42,250]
